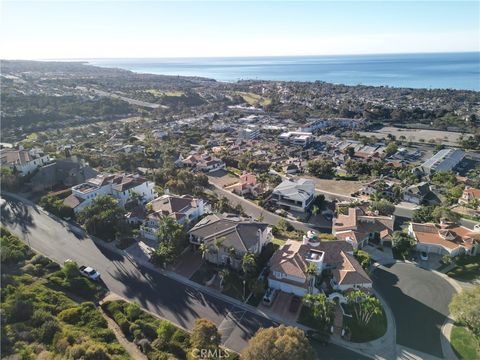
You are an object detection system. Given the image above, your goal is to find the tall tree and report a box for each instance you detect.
[346,290,382,326]
[242,252,257,279]
[77,195,126,239]
[243,325,315,360]
[191,318,221,350]
[392,231,415,258]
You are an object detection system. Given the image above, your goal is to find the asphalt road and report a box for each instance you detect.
[211,185,315,232]
[372,263,455,358]
[1,194,364,359]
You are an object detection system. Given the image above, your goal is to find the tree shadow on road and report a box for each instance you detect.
[1,197,36,235]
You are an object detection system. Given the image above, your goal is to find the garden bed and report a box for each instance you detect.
[450,325,480,360]
[344,307,387,343]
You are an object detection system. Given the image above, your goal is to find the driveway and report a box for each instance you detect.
[363,245,394,265]
[372,263,456,358]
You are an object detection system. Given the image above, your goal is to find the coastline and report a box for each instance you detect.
[82,52,480,91]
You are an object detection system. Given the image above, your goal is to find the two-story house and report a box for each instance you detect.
[458,187,480,209]
[268,232,372,296]
[63,173,156,213]
[141,194,205,241]
[333,207,394,249]
[1,148,50,176]
[271,178,315,213]
[189,214,272,269]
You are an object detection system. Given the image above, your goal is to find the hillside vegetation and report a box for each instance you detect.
[0,227,130,359]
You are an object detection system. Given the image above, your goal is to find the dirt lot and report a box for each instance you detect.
[303,176,365,195]
[208,169,239,188]
[359,127,463,146]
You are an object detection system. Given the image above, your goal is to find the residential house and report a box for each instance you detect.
[189,214,272,269]
[267,232,372,296]
[271,178,315,213]
[408,221,479,257]
[403,182,431,205]
[458,187,480,209]
[333,207,394,249]
[177,153,226,173]
[360,179,400,200]
[228,172,264,197]
[1,148,50,176]
[140,194,205,241]
[63,173,156,213]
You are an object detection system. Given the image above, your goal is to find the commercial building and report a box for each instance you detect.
[420,148,465,175]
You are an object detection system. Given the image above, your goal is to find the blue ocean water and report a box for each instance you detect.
[88,52,480,90]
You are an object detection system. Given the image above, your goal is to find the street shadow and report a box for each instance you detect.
[1,197,36,235]
[106,256,233,330]
[372,266,451,358]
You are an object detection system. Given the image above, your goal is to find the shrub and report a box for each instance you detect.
[125,303,142,321]
[31,309,55,327]
[135,319,158,340]
[84,344,110,360]
[36,320,61,344]
[68,344,86,359]
[113,312,131,338]
[171,328,190,348]
[30,254,50,266]
[157,321,176,342]
[58,306,82,324]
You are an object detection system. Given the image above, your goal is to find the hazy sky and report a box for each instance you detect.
[1,1,479,59]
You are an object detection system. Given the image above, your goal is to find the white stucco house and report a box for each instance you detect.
[271,178,315,213]
[140,194,205,241]
[0,148,50,176]
[63,173,156,213]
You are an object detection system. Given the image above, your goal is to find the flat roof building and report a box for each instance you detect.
[420,148,465,175]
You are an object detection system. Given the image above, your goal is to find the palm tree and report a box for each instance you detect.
[227,247,236,266]
[305,262,317,294]
[199,243,209,263]
[219,268,231,289]
[214,237,225,264]
[242,252,257,279]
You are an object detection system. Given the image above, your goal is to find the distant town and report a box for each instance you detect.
[1,59,479,360]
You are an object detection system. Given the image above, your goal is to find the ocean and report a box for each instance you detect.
[87,52,480,91]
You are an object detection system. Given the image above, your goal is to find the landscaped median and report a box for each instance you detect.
[101,299,239,360]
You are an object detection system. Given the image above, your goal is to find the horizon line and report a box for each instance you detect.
[3,50,479,62]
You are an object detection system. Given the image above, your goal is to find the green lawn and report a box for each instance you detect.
[344,308,387,343]
[447,255,480,281]
[235,91,272,107]
[451,325,480,360]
